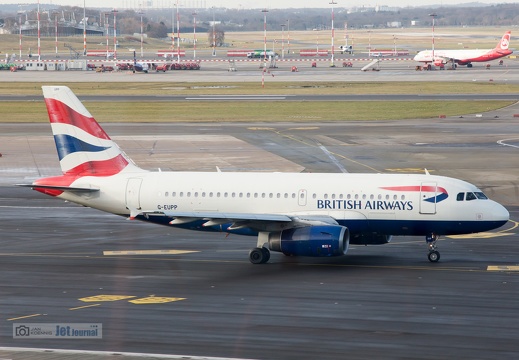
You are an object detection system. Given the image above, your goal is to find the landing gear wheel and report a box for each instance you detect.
[428,250,440,263]
[249,247,270,264]
[261,247,271,263]
[425,233,440,262]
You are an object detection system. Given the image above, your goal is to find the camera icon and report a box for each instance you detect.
[15,325,30,337]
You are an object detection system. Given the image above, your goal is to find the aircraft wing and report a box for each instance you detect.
[436,55,456,63]
[140,210,339,231]
[155,211,292,222]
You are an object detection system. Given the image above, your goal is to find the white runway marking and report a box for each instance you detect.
[497,138,519,149]
[0,347,255,360]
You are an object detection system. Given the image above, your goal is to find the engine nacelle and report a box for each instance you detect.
[268,225,349,257]
[350,233,392,245]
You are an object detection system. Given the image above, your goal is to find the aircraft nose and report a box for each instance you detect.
[492,202,510,223]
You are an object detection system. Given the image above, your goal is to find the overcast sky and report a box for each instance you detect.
[1,1,517,10]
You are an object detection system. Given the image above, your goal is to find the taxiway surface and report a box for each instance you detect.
[1,57,518,84]
[1,110,519,359]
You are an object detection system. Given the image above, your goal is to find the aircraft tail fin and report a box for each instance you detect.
[42,86,144,177]
[497,31,511,50]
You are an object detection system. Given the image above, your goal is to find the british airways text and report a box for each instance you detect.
[317,199,414,211]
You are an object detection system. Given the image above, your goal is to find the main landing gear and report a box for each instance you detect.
[249,247,270,264]
[426,233,440,262]
[249,232,271,264]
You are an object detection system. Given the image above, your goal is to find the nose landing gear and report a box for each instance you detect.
[426,233,440,262]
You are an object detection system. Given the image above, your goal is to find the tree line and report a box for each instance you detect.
[0,4,517,41]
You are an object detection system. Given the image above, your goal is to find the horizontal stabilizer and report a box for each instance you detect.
[16,184,100,192]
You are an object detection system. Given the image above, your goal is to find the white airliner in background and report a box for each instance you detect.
[414,31,512,67]
[132,51,149,73]
[20,86,509,264]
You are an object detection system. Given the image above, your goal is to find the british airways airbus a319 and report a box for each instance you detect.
[20,86,509,264]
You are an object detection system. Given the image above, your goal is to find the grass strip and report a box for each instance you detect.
[0,81,519,95]
[0,100,512,123]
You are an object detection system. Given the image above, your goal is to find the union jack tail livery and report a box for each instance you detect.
[27,86,146,197]
[43,86,141,177]
[18,86,509,264]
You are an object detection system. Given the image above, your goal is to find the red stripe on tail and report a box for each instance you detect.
[45,98,110,140]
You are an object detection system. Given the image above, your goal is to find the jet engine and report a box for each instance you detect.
[433,59,444,67]
[268,225,349,257]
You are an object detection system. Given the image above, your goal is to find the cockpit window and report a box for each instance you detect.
[475,192,488,200]
[457,192,489,201]
[466,192,477,201]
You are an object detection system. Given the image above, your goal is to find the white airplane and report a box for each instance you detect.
[131,51,149,73]
[414,31,512,67]
[20,86,509,264]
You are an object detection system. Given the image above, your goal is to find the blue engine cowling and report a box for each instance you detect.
[268,225,349,257]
